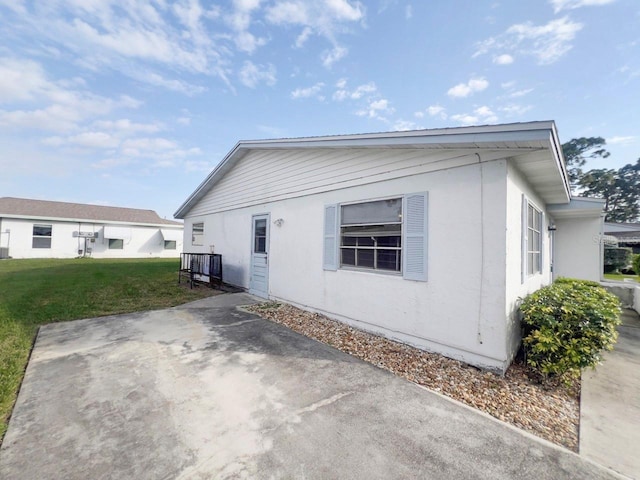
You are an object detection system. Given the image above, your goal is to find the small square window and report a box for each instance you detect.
[164,240,177,250]
[109,238,124,250]
[192,223,204,246]
[32,224,52,249]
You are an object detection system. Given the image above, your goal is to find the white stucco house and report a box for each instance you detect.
[175,121,605,373]
[0,197,183,259]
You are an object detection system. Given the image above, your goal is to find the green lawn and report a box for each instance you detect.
[0,258,218,440]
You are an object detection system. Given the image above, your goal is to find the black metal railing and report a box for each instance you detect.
[179,253,223,289]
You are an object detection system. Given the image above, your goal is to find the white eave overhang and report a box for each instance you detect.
[174,121,572,218]
[547,197,606,218]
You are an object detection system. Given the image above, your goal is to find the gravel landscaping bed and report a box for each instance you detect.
[245,302,580,451]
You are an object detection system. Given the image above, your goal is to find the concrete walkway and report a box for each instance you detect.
[580,308,640,479]
[1,293,624,479]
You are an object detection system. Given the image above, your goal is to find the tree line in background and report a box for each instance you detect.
[563,137,640,223]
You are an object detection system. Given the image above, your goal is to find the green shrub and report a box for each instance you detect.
[632,254,640,276]
[603,246,632,273]
[554,277,601,288]
[520,278,621,383]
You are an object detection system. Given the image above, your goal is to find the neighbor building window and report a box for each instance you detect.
[526,202,543,275]
[164,240,177,250]
[192,223,204,246]
[32,224,52,248]
[340,198,402,272]
[108,238,124,250]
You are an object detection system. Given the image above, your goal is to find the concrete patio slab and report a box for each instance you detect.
[1,293,624,479]
[580,308,640,479]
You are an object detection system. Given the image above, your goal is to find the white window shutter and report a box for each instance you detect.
[323,204,338,271]
[403,193,428,281]
[521,194,527,283]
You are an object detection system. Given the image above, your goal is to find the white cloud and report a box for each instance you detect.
[333,81,377,101]
[607,135,636,145]
[473,106,498,123]
[393,119,419,131]
[265,0,364,66]
[0,59,141,133]
[239,61,277,88]
[291,82,325,99]
[450,105,499,126]
[91,158,132,170]
[122,137,175,152]
[426,105,447,118]
[550,0,615,13]
[450,114,480,125]
[405,5,413,19]
[493,54,514,65]
[414,111,424,118]
[134,71,207,96]
[322,46,348,68]
[177,117,191,126]
[1,2,237,93]
[326,0,365,21]
[474,17,583,65]
[295,26,313,48]
[266,1,310,24]
[356,98,394,120]
[499,104,533,116]
[0,58,49,102]
[184,159,213,172]
[59,131,120,149]
[93,119,163,134]
[226,0,267,54]
[447,77,489,98]
[508,88,534,98]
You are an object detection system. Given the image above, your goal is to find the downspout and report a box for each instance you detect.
[475,152,485,346]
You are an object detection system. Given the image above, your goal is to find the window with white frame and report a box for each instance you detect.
[192,222,204,246]
[526,202,543,275]
[164,240,177,250]
[32,224,52,248]
[324,193,427,281]
[340,198,403,272]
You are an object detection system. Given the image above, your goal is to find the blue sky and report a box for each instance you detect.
[0,0,638,219]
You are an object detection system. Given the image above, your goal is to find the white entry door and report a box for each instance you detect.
[249,214,269,298]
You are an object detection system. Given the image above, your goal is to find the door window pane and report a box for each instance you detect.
[254,219,267,253]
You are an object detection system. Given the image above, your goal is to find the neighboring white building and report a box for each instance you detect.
[175,121,605,373]
[0,197,183,259]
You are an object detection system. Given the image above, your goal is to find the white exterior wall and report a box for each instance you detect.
[504,163,554,364]
[185,149,514,372]
[0,218,182,259]
[553,216,603,282]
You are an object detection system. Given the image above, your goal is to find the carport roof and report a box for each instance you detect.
[175,121,571,219]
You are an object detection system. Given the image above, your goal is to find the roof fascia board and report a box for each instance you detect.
[547,123,572,202]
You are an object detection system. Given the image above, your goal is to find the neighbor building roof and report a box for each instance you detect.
[175,121,571,219]
[0,197,182,227]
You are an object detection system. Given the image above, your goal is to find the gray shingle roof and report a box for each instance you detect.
[0,197,181,226]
